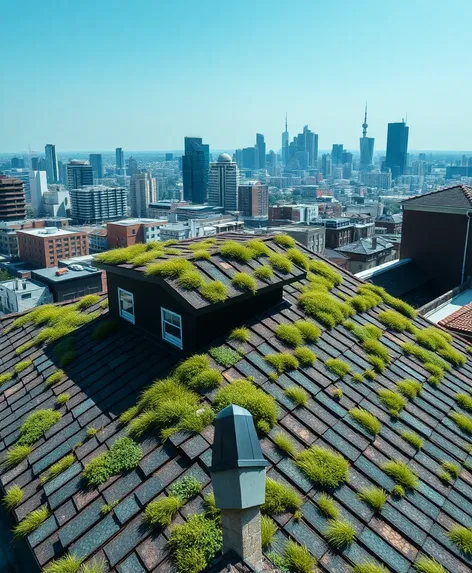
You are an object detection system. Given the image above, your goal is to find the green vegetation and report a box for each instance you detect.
[415,327,466,366]
[325,358,350,377]
[273,234,296,248]
[254,265,274,280]
[95,244,147,265]
[129,249,163,266]
[202,493,220,520]
[13,506,49,537]
[382,459,418,490]
[298,290,353,328]
[308,260,342,286]
[15,341,36,356]
[377,309,415,332]
[168,476,202,502]
[316,493,339,519]
[76,294,101,310]
[265,352,299,374]
[413,555,447,573]
[176,270,205,289]
[392,484,405,498]
[262,477,302,515]
[269,253,293,273]
[2,485,23,510]
[377,389,406,418]
[296,445,349,488]
[401,342,450,376]
[41,454,75,484]
[92,319,121,341]
[447,524,472,556]
[87,427,98,438]
[232,272,257,295]
[283,540,315,573]
[361,284,416,319]
[466,346,472,355]
[362,338,390,363]
[349,408,381,435]
[450,411,472,434]
[42,554,83,573]
[294,320,321,342]
[56,393,70,406]
[273,432,296,457]
[100,501,118,515]
[324,519,357,549]
[293,346,316,366]
[286,248,310,270]
[455,393,472,411]
[214,378,277,433]
[357,487,388,511]
[352,562,389,573]
[200,280,228,303]
[193,249,211,261]
[396,379,422,399]
[261,515,278,549]
[82,436,143,487]
[229,326,250,343]
[54,337,77,368]
[364,369,376,380]
[0,372,13,385]
[145,258,195,278]
[14,360,32,374]
[209,345,241,367]
[18,409,62,446]
[367,354,386,373]
[46,370,64,386]
[285,386,308,407]
[352,372,364,383]
[275,324,304,347]
[168,513,223,573]
[246,239,271,257]
[220,240,255,263]
[119,406,138,425]
[145,496,182,527]
[348,292,382,313]
[305,274,334,292]
[441,460,460,479]
[333,388,343,400]
[401,431,423,450]
[3,445,31,469]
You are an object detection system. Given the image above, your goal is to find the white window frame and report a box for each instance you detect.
[161,307,183,349]
[118,287,135,324]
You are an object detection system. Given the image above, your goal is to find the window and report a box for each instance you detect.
[118,288,135,324]
[21,293,31,300]
[161,308,182,348]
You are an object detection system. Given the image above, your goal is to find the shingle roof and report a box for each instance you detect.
[1,237,472,573]
[401,185,472,210]
[439,301,472,338]
[336,236,393,256]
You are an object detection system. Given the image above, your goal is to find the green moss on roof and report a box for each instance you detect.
[447,524,472,556]
[296,445,349,488]
[262,477,302,515]
[18,409,62,446]
[199,281,228,303]
[325,358,350,378]
[293,346,316,366]
[382,459,418,490]
[220,240,255,263]
[450,411,472,434]
[253,265,274,281]
[275,324,304,347]
[377,389,406,418]
[308,260,342,286]
[209,345,241,367]
[246,239,271,257]
[265,352,299,374]
[269,253,293,273]
[360,283,416,318]
[286,247,310,270]
[176,270,205,290]
[232,272,257,294]
[396,379,422,399]
[455,393,472,411]
[273,234,296,248]
[377,309,415,332]
[145,258,195,278]
[349,408,381,435]
[400,431,423,450]
[228,326,250,343]
[95,243,147,265]
[298,291,353,328]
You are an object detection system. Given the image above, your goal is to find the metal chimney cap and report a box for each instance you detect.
[211,404,268,472]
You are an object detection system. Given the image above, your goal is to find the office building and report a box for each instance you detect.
[107,218,166,248]
[165,153,174,161]
[238,182,268,218]
[282,113,289,166]
[385,120,409,178]
[70,185,127,224]
[256,133,266,169]
[208,153,240,212]
[360,171,392,190]
[127,157,138,178]
[17,227,88,268]
[29,170,48,217]
[267,150,277,176]
[8,168,31,202]
[130,171,157,217]
[66,160,93,190]
[89,154,103,179]
[289,125,318,168]
[45,144,59,184]
[11,157,24,169]
[31,157,40,171]
[331,144,344,165]
[242,147,258,170]
[115,147,125,175]
[321,154,332,178]
[359,104,375,169]
[0,176,26,220]
[42,185,70,218]
[182,137,210,203]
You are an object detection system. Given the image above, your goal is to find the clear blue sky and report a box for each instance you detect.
[1,0,471,153]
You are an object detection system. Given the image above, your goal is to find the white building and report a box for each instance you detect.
[208,153,240,212]
[29,170,48,216]
[0,278,52,315]
[70,185,127,224]
[130,171,157,217]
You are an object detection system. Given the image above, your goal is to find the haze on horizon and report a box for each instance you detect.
[1,0,471,154]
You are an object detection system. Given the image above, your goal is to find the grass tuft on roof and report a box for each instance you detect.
[192,249,211,260]
[377,309,415,332]
[13,506,49,538]
[450,411,472,434]
[0,372,13,385]
[286,247,310,270]
[275,324,304,347]
[246,239,271,257]
[364,369,376,380]
[316,493,339,519]
[361,283,416,318]
[220,240,255,262]
[333,388,343,400]
[349,408,381,435]
[232,272,257,295]
[357,487,388,511]
[56,393,70,406]
[298,291,353,328]
[265,352,299,374]
[199,280,228,303]
[145,258,195,278]
[325,358,350,378]
[401,431,423,450]
[18,409,62,446]
[377,389,406,418]
[283,540,315,573]
[401,342,450,373]
[296,445,349,488]
[441,460,460,478]
[348,292,382,313]
[145,496,182,528]
[294,319,321,342]
[92,319,121,342]
[209,345,241,367]
[455,393,472,411]
[41,454,75,484]
[95,244,147,265]
[229,326,250,343]
[293,346,316,366]
[285,386,308,407]
[309,260,343,286]
[42,554,83,573]
[273,234,296,248]
[261,515,277,549]
[382,459,418,490]
[176,270,205,290]
[2,484,23,510]
[75,294,101,310]
[447,524,472,556]
[413,555,447,573]
[14,359,32,374]
[352,562,389,573]
[273,432,297,457]
[324,518,357,549]
[396,379,423,399]
[362,338,390,363]
[269,253,293,273]
[253,265,274,281]
[415,326,466,366]
[214,378,277,433]
[262,477,302,515]
[2,445,31,469]
[352,372,364,383]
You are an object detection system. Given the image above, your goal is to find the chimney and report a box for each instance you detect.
[211,405,268,570]
[372,236,377,249]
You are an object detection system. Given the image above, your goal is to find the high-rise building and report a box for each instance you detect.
[127,157,138,178]
[208,154,240,212]
[289,125,318,168]
[256,133,266,169]
[89,154,103,179]
[70,185,127,224]
[242,147,258,170]
[29,170,48,217]
[115,148,125,175]
[282,114,289,166]
[45,144,59,183]
[238,181,269,218]
[0,176,26,220]
[66,160,93,190]
[385,120,409,179]
[11,157,24,169]
[267,150,277,176]
[322,154,332,178]
[31,157,41,171]
[130,171,157,217]
[359,104,375,169]
[331,144,344,165]
[182,137,210,203]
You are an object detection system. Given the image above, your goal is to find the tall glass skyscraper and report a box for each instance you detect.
[115,148,125,175]
[89,153,103,179]
[45,144,59,184]
[386,120,409,178]
[256,133,266,169]
[182,137,210,203]
[208,153,239,212]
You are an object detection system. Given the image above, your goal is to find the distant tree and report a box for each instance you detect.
[0,270,13,282]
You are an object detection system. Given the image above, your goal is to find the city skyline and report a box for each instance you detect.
[1,0,472,152]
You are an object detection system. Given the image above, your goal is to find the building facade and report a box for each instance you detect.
[182,137,210,203]
[130,171,157,217]
[336,236,395,274]
[375,213,403,234]
[66,160,94,190]
[107,219,166,249]
[0,176,26,220]
[17,227,89,268]
[29,170,48,217]
[256,133,266,169]
[89,154,103,179]
[45,144,59,184]
[115,148,125,175]
[0,278,52,315]
[208,154,240,212]
[385,121,409,178]
[70,185,127,224]
[238,182,269,218]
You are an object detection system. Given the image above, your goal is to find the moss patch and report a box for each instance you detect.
[18,409,62,446]
[298,291,353,328]
[296,445,349,488]
[232,272,257,294]
[349,408,381,435]
[265,352,299,374]
[325,358,350,378]
[199,281,228,303]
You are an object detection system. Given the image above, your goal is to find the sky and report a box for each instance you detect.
[1,0,472,153]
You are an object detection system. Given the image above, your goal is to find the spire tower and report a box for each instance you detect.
[362,103,368,138]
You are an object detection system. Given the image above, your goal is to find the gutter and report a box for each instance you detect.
[461,211,472,284]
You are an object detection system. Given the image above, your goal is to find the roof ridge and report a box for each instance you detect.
[402,183,472,206]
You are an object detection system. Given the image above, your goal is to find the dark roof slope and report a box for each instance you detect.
[336,236,393,256]
[1,238,472,573]
[402,185,472,210]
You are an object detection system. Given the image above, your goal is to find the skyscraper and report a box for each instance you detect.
[70,186,127,224]
[256,133,266,169]
[130,171,157,217]
[45,144,59,183]
[242,147,258,170]
[182,137,210,203]
[0,176,26,220]
[289,125,318,168]
[89,154,103,179]
[238,182,269,218]
[115,148,125,175]
[282,114,289,166]
[386,120,409,178]
[66,160,93,190]
[359,104,375,169]
[322,154,332,178]
[208,153,240,212]
[127,157,138,178]
[331,144,344,165]
[29,170,48,217]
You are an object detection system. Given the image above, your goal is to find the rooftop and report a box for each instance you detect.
[32,266,102,283]
[0,279,45,294]
[336,236,393,256]
[108,219,165,227]
[0,237,472,573]
[17,228,85,238]
[438,300,472,338]
[425,288,472,325]
[401,185,472,211]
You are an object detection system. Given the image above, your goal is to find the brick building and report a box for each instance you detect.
[375,213,403,234]
[107,219,167,249]
[0,176,26,220]
[335,235,395,273]
[238,182,268,218]
[17,227,88,268]
[320,218,353,248]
